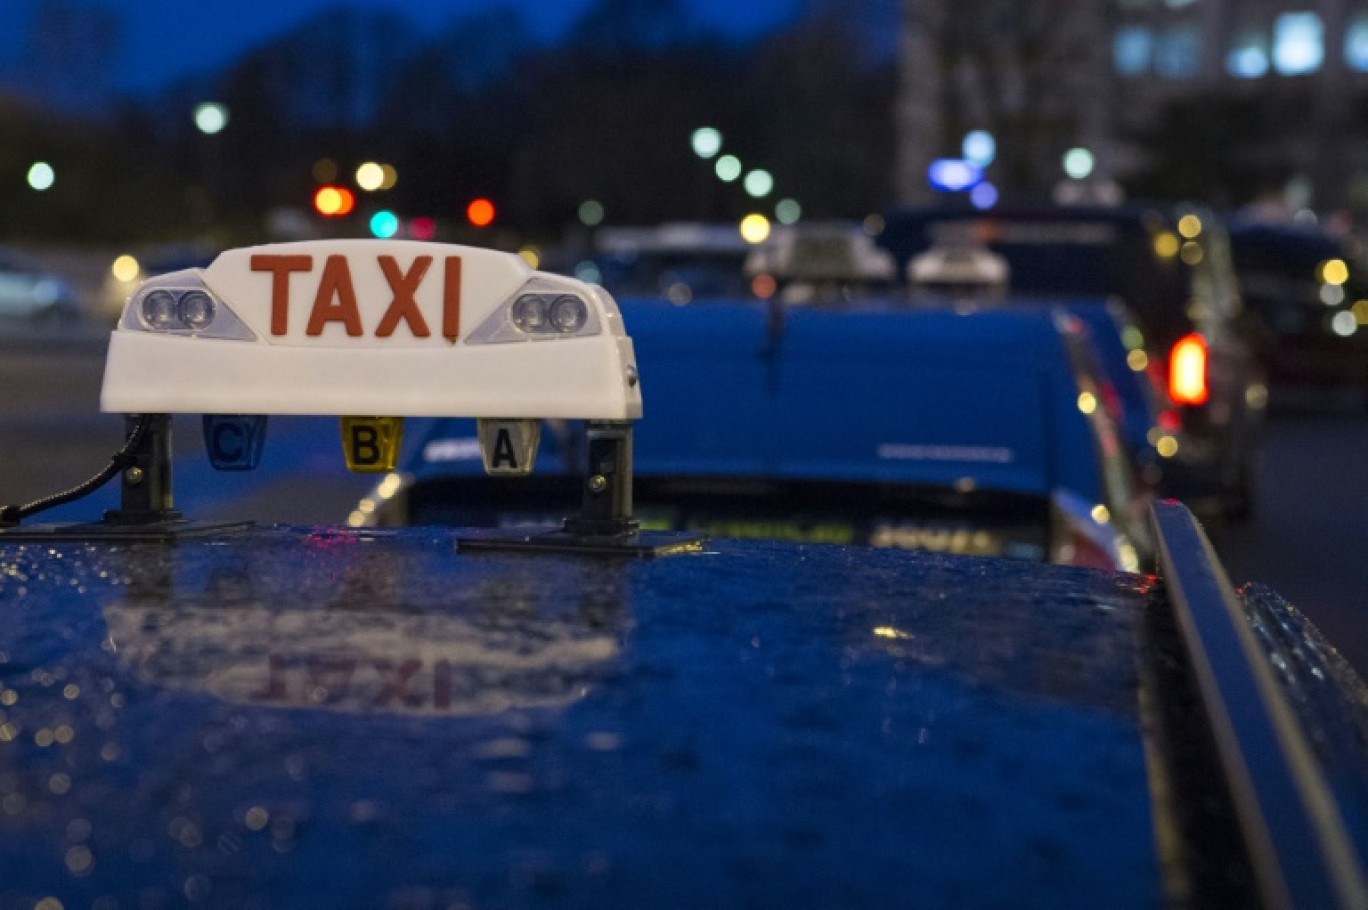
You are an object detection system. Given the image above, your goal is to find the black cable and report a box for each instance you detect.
[0,414,155,525]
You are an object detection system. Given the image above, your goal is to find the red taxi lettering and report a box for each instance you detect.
[251,254,463,340]
[444,256,461,343]
[250,254,313,335]
[374,256,432,338]
[307,255,364,336]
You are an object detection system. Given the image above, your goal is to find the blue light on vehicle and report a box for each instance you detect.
[971,182,999,210]
[370,210,399,239]
[927,159,983,193]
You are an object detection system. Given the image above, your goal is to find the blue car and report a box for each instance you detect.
[362,298,1149,570]
[0,239,1363,908]
[880,205,1267,524]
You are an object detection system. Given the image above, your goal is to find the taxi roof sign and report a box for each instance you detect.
[101,240,643,421]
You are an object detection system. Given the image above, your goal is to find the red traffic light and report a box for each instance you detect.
[466,198,495,228]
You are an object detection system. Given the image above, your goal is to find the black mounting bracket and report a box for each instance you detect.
[0,414,251,542]
[457,420,706,557]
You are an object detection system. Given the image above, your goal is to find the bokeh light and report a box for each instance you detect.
[1063,147,1095,179]
[193,102,229,135]
[314,186,355,217]
[715,155,742,182]
[467,198,495,227]
[370,210,399,238]
[775,198,802,225]
[691,127,722,159]
[312,158,338,183]
[408,216,436,241]
[739,213,771,244]
[1320,258,1349,285]
[111,255,140,283]
[962,130,996,167]
[27,162,54,191]
[518,245,541,269]
[578,200,605,226]
[970,182,999,210]
[744,169,774,198]
[356,162,385,192]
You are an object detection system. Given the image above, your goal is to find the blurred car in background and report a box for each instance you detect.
[0,246,80,323]
[99,244,216,321]
[908,243,1166,494]
[744,220,900,303]
[585,222,749,303]
[359,300,1150,571]
[1227,219,1368,389]
[879,204,1267,524]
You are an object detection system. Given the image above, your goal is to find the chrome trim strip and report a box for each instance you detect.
[1151,499,1368,909]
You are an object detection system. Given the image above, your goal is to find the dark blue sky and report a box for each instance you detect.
[1,0,803,94]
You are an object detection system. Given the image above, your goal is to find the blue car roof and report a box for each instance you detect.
[411,301,1105,503]
[0,528,1162,907]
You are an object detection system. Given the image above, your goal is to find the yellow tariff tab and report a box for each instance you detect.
[477,418,540,476]
[341,416,404,473]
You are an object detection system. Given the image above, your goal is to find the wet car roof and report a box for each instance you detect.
[0,528,1159,907]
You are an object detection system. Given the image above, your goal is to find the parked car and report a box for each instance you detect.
[1227,218,1368,388]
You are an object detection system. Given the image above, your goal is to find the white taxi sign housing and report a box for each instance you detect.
[101,240,642,420]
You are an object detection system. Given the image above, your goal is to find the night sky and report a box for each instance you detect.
[0,0,802,94]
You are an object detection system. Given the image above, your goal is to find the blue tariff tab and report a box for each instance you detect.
[203,415,268,471]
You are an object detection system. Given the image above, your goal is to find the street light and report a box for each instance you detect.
[715,155,742,182]
[193,103,229,135]
[1063,147,1095,180]
[356,162,385,192]
[691,127,722,159]
[578,200,605,226]
[26,162,54,191]
[744,170,774,198]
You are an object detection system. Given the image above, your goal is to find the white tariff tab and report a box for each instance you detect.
[478,419,540,476]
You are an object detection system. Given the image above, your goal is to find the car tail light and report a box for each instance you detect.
[1169,333,1209,406]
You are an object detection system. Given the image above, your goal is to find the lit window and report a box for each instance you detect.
[1273,13,1323,75]
[1155,26,1201,78]
[1114,27,1154,76]
[1346,14,1368,71]
[1227,31,1269,78]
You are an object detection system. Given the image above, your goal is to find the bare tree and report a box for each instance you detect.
[896,0,1112,203]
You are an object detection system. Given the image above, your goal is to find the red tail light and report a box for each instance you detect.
[1169,333,1208,406]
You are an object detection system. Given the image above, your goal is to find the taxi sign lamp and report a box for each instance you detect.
[927,159,983,193]
[3,240,691,553]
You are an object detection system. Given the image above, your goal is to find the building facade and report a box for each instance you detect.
[898,0,1368,213]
